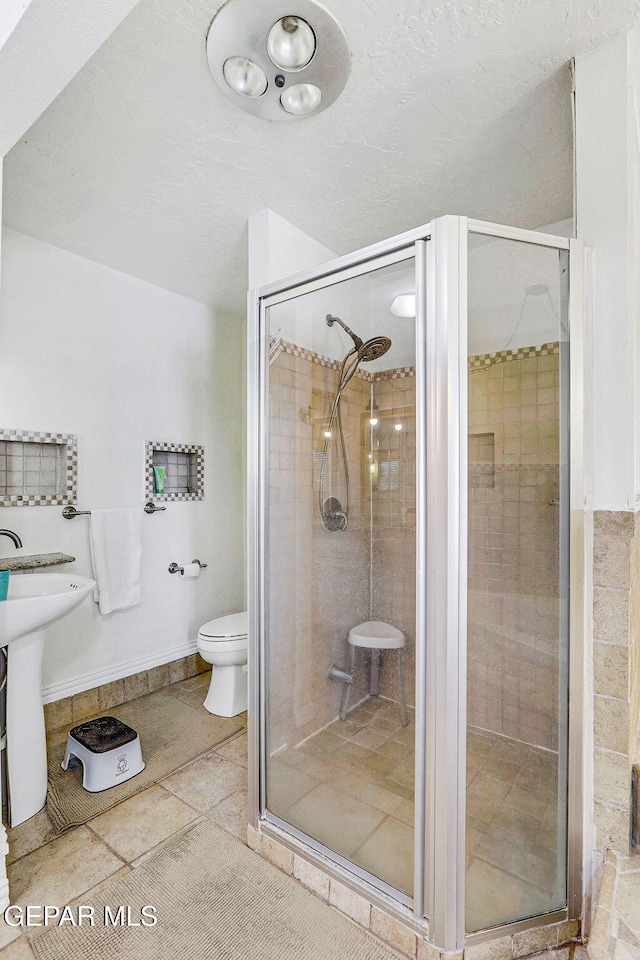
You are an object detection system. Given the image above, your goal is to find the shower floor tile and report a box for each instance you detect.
[271,697,562,921]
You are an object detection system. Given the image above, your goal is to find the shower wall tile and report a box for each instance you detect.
[267,349,371,753]
[466,351,561,751]
[371,373,417,705]
[590,509,640,856]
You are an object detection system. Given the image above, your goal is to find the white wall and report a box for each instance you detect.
[0,0,141,156]
[0,228,245,700]
[575,30,640,511]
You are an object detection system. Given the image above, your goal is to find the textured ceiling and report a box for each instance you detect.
[3,0,640,315]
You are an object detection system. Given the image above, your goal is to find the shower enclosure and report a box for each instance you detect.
[248,217,585,951]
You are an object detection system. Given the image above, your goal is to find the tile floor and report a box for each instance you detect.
[612,859,640,958]
[0,682,564,956]
[0,672,248,958]
[269,698,562,931]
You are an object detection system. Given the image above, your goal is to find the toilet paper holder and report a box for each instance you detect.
[168,560,208,575]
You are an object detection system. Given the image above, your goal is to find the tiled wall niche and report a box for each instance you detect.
[145,441,204,502]
[0,429,77,506]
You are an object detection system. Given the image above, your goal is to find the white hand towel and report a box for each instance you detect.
[89,508,143,615]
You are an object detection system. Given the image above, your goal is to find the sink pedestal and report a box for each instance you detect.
[6,630,47,827]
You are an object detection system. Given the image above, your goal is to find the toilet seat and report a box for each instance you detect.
[199,611,248,640]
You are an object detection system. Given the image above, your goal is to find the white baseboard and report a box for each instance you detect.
[41,640,199,704]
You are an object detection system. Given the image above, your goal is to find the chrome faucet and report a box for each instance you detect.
[0,530,22,549]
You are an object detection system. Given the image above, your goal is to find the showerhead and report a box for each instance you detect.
[358,336,392,362]
[326,314,392,362]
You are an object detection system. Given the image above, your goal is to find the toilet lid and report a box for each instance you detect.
[199,611,248,639]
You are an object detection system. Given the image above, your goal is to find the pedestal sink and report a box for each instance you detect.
[0,574,95,826]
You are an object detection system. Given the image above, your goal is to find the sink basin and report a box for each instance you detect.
[1,573,95,827]
[0,573,95,645]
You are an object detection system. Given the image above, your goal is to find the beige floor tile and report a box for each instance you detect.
[214,733,248,767]
[503,784,548,817]
[482,756,522,783]
[357,751,400,781]
[468,731,495,755]
[7,809,56,866]
[88,784,197,861]
[489,739,531,765]
[617,872,640,934]
[353,815,414,896]
[328,719,366,738]
[165,688,206,710]
[466,857,553,932]
[378,778,413,800]
[0,936,34,958]
[174,672,212,693]
[467,773,511,805]
[394,799,414,826]
[206,789,248,841]
[268,762,318,814]
[162,754,246,812]
[336,741,373,766]
[350,728,390,751]
[366,717,404,736]
[514,766,556,798]
[474,829,557,890]
[300,730,345,759]
[287,782,386,857]
[392,725,415,746]
[467,795,499,824]
[66,866,132,907]
[0,922,20,953]
[376,740,414,764]
[8,826,123,907]
[327,770,403,815]
[389,761,414,789]
[490,804,542,840]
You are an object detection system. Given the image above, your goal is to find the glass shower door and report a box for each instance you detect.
[465,233,570,932]
[263,254,417,898]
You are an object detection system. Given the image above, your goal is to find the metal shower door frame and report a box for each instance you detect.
[246,215,586,953]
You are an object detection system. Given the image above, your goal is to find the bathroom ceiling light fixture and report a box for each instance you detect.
[206,0,350,122]
[390,294,416,318]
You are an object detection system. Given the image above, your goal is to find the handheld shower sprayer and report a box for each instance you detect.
[320,314,392,532]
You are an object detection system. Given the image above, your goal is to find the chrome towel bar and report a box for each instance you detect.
[62,502,166,519]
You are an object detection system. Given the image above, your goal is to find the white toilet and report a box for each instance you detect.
[196,611,248,717]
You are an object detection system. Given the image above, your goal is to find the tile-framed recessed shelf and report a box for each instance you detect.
[0,429,78,506]
[145,441,204,502]
[469,431,495,488]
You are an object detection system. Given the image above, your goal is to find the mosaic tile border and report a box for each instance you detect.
[277,339,560,379]
[372,366,415,381]
[279,340,370,381]
[468,341,560,371]
[0,428,77,507]
[145,441,204,502]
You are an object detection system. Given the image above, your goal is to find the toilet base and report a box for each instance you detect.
[203,664,247,718]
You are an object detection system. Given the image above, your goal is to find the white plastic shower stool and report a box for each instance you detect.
[339,620,409,727]
[61,716,145,793]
